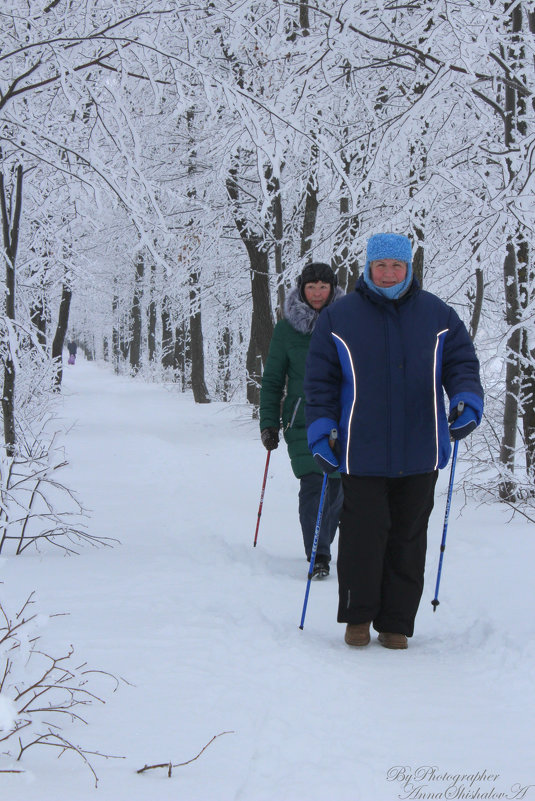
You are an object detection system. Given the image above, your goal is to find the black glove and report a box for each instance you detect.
[261,427,279,451]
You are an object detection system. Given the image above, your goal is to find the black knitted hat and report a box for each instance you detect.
[297,263,338,305]
[298,262,337,289]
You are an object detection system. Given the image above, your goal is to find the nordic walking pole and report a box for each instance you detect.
[299,428,338,630]
[431,438,460,611]
[299,472,329,630]
[253,450,271,547]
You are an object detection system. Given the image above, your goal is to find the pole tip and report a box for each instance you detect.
[431,599,439,612]
[299,625,304,630]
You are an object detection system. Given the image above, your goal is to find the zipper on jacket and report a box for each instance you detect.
[285,396,302,431]
[385,311,392,475]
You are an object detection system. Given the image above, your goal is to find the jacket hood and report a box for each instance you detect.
[285,286,344,334]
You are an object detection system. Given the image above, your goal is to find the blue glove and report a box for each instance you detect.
[311,435,340,474]
[308,417,340,473]
[448,401,478,440]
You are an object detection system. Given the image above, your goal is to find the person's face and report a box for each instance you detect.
[370,259,407,288]
[303,281,331,310]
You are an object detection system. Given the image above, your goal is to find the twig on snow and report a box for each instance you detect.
[137,731,234,778]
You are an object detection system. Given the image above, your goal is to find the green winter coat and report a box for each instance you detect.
[259,286,343,479]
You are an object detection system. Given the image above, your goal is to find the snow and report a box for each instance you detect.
[0,696,17,732]
[1,357,534,801]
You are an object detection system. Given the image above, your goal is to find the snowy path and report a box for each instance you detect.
[2,358,534,801]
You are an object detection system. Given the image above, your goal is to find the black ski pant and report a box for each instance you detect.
[337,471,438,636]
[299,473,343,561]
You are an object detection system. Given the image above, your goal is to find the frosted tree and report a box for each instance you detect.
[2,0,534,504]
[0,163,23,456]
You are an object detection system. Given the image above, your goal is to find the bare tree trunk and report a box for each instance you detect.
[119,320,129,361]
[147,300,156,361]
[299,0,310,33]
[518,237,535,485]
[266,167,285,317]
[217,326,231,401]
[498,2,529,499]
[147,263,156,362]
[300,143,319,259]
[332,67,360,292]
[161,297,174,370]
[244,245,273,409]
[468,230,485,342]
[227,164,274,410]
[218,48,274,409]
[408,124,429,288]
[129,253,144,374]
[28,235,50,349]
[333,195,359,293]
[51,281,72,390]
[30,296,47,347]
[520,331,535,485]
[173,321,187,389]
[515,9,535,486]
[468,267,484,341]
[112,290,121,373]
[0,165,23,455]
[185,106,210,402]
[287,1,310,42]
[189,268,210,403]
[499,240,522,500]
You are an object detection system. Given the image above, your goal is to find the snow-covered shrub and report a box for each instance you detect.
[0,591,123,785]
[0,433,113,555]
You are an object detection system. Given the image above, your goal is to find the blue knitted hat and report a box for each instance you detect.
[364,233,413,300]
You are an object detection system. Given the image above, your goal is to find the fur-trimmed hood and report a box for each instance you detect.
[284,286,344,334]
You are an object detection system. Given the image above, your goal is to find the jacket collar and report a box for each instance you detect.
[355,274,420,306]
[285,286,344,333]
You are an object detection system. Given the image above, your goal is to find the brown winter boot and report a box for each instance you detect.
[377,632,408,650]
[344,622,371,647]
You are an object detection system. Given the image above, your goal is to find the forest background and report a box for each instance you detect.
[2,0,535,543]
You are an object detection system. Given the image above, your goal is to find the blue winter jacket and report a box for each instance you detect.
[304,277,484,477]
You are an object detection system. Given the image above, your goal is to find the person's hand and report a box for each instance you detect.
[261,427,279,451]
[308,419,340,473]
[448,401,478,440]
[312,428,340,474]
[311,434,340,473]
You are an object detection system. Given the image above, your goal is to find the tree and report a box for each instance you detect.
[1,164,23,455]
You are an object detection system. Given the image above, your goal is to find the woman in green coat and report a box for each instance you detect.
[259,263,344,578]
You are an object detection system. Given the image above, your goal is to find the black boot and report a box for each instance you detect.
[311,554,330,579]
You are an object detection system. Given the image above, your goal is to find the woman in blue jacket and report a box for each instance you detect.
[304,233,483,649]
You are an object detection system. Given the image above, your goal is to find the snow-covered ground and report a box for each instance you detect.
[1,357,534,801]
